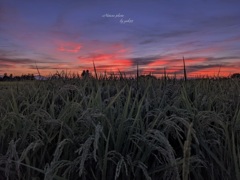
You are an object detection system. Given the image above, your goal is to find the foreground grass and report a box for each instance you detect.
[0,77,239,180]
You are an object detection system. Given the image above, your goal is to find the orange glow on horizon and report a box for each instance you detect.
[2,63,239,78]
[188,66,238,77]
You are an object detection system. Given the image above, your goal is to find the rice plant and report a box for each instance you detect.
[0,74,239,179]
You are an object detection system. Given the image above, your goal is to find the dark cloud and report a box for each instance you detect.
[0,63,14,69]
[27,65,54,70]
[199,15,240,29]
[0,57,36,64]
[130,56,161,66]
[206,56,240,62]
[0,57,60,64]
[0,48,21,57]
[139,39,156,45]
[138,29,196,45]
[33,52,61,62]
[187,64,222,72]
[157,30,196,39]
[27,62,79,70]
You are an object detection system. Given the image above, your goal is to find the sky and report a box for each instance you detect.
[0,0,240,77]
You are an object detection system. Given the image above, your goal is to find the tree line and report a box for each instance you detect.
[0,72,239,81]
[0,73,35,81]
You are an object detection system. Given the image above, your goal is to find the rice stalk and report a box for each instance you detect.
[182,122,193,180]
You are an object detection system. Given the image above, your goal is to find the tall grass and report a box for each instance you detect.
[0,75,239,179]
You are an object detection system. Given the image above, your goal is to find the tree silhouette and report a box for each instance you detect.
[81,70,86,77]
[81,70,90,78]
[3,73,10,81]
[231,73,240,78]
[0,73,35,81]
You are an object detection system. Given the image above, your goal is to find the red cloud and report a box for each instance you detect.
[184,57,207,64]
[78,53,132,72]
[57,42,82,53]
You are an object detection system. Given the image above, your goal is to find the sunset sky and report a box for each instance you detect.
[0,0,240,77]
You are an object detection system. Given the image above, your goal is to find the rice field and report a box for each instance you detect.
[0,76,239,180]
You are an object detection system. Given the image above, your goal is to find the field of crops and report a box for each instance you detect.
[0,77,239,180]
